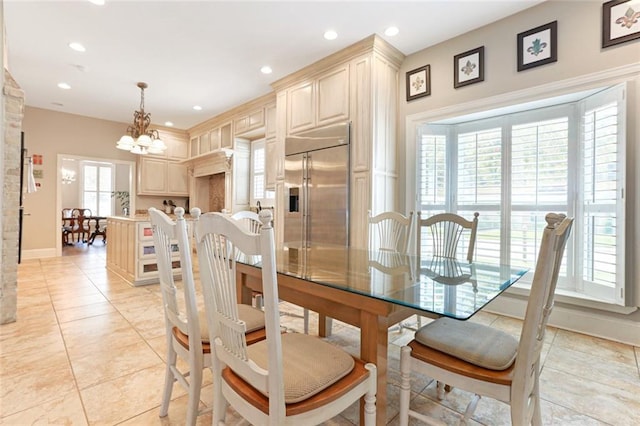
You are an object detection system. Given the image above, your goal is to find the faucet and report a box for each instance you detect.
[256,200,262,211]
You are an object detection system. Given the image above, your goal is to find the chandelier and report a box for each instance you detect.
[116,82,166,155]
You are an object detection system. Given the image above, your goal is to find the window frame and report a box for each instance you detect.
[79,160,115,217]
[414,84,627,306]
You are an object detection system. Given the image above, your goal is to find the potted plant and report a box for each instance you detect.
[111,191,130,216]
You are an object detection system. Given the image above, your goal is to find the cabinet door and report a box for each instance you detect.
[198,132,210,154]
[235,115,250,134]
[265,103,277,138]
[138,157,168,195]
[190,137,199,158]
[288,80,315,134]
[248,108,265,130]
[265,138,276,189]
[167,161,189,196]
[317,64,349,126]
[220,122,233,149]
[210,127,221,151]
[163,132,188,160]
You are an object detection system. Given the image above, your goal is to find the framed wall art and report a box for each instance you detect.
[602,0,640,48]
[406,65,431,101]
[517,21,557,71]
[454,46,484,88]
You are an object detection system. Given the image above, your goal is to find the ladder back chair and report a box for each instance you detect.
[369,210,414,254]
[417,212,479,263]
[192,209,378,426]
[71,208,92,243]
[231,210,265,309]
[399,213,573,426]
[149,207,266,426]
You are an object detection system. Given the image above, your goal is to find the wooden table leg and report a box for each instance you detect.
[318,314,333,337]
[360,311,387,426]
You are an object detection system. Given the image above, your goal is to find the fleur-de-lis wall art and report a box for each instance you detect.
[603,0,640,48]
[517,21,557,72]
[453,46,484,88]
[406,65,431,101]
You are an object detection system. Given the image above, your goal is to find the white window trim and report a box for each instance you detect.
[406,64,639,312]
[79,160,115,217]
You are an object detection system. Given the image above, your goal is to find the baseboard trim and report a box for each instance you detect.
[485,295,640,346]
[21,248,57,260]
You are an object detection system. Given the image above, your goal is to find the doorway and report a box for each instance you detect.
[56,154,135,256]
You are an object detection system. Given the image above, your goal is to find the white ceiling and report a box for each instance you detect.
[4,0,543,130]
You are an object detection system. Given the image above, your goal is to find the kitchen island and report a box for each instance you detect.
[106,215,187,286]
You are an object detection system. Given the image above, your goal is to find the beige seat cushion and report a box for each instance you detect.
[198,304,264,343]
[246,333,355,403]
[414,317,518,370]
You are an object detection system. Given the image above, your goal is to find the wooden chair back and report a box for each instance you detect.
[417,212,479,262]
[192,210,283,416]
[511,213,573,423]
[148,207,206,425]
[369,210,414,254]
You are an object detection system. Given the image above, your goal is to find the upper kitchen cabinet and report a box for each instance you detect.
[286,63,349,135]
[271,35,404,249]
[137,128,189,196]
[189,122,233,158]
[265,103,277,139]
[235,108,265,137]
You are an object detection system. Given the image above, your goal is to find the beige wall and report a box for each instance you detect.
[397,0,640,334]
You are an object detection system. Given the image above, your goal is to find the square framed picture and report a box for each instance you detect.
[454,46,484,88]
[517,21,557,72]
[406,65,431,101]
[602,0,640,48]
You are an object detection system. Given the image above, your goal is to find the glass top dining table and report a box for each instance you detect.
[234,244,528,425]
[238,244,528,320]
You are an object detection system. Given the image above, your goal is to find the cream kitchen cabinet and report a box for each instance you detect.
[286,63,349,135]
[265,103,277,138]
[189,122,233,158]
[137,157,189,196]
[107,216,188,286]
[235,108,265,135]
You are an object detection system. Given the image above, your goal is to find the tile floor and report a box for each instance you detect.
[1,245,639,425]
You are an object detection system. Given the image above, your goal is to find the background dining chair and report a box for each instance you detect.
[149,207,267,426]
[71,208,92,243]
[417,211,479,263]
[399,213,573,425]
[369,210,414,254]
[61,208,74,245]
[192,209,377,426]
[231,210,264,309]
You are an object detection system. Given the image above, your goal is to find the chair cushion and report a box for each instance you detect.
[237,304,266,333]
[414,317,518,371]
[198,304,265,343]
[246,333,355,403]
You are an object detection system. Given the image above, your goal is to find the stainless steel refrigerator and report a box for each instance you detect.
[284,122,350,249]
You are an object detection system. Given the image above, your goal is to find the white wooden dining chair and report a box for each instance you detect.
[369,210,414,254]
[192,209,378,426]
[399,213,573,425]
[149,207,266,426]
[417,212,479,263]
[231,210,265,309]
[149,207,207,426]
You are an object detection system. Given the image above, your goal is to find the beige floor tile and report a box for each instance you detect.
[72,340,163,389]
[540,366,640,425]
[0,326,65,355]
[0,390,87,425]
[0,341,69,380]
[80,364,186,425]
[0,363,76,417]
[51,292,110,311]
[55,301,117,323]
[554,329,636,365]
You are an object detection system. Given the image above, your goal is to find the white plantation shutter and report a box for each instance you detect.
[82,162,113,217]
[579,86,625,304]
[416,83,627,305]
[510,117,569,275]
[251,140,266,203]
[456,128,502,263]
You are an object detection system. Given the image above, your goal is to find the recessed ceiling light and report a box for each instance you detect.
[164,121,174,127]
[57,82,71,90]
[260,65,273,74]
[88,0,105,5]
[68,42,86,52]
[324,30,338,41]
[193,105,202,111]
[385,27,399,37]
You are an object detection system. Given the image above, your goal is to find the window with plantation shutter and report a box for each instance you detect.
[417,83,626,305]
[82,161,114,217]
